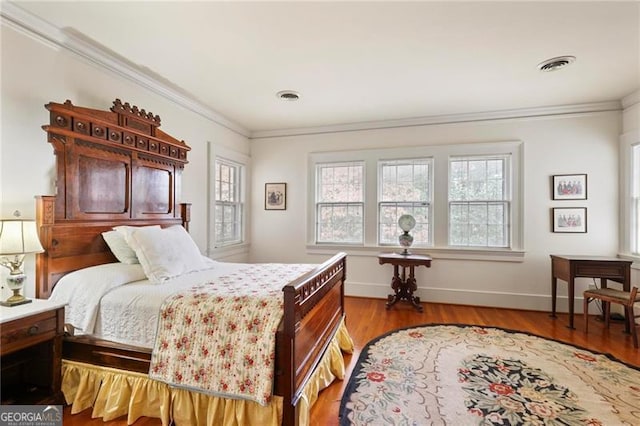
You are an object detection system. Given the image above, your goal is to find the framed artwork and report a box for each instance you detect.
[265,182,286,210]
[552,207,587,233]
[552,174,587,200]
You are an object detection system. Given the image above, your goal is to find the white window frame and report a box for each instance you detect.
[315,161,365,245]
[308,141,523,260]
[208,143,250,257]
[378,158,433,247]
[632,144,640,255]
[448,154,511,248]
[214,158,243,246]
[620,130,640,260]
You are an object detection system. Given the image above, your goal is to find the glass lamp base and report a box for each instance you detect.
[398,231,414,255]
[1,274,30,307]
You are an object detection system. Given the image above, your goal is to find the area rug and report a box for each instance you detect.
[339,324,640,425]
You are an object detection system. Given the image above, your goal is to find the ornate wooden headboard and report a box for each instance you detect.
[36,99,192,298]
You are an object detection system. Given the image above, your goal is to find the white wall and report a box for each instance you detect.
[0,25,250,298]
[250,111,622,313]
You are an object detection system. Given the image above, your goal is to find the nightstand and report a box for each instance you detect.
[0,299,65,405]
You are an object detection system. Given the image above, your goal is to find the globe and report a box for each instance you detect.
[398,214,416,232]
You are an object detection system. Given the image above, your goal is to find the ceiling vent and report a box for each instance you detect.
[537,56,576,72]
[277,90,301,101]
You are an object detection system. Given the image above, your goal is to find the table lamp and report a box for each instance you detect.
[398,214,416,255]
[0,213,44,307]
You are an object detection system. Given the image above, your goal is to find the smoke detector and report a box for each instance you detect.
[537,56,576,72]
[277,90,301,101]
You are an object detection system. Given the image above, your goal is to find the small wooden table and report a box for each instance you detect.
[550,255,632,330]
[378,253,432,312]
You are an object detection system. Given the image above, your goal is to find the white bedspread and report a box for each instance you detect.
[48,259,243,347]
[48,262,148,335]
[94,262,244,347]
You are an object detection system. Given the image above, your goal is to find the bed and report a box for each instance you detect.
[35,99,352,425]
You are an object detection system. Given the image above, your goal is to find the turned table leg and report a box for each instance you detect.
[386,265,402,309]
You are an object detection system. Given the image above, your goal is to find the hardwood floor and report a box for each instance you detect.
[62,296,639,425]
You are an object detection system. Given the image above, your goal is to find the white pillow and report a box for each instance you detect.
[113,225,161,243]
[102,230,138,264]
[102,225,161,264]
[127,225,206,284]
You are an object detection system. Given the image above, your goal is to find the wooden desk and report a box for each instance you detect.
[550,255,632,330]
[378,253,432,312]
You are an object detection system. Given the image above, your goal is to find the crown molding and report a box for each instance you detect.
[1,2,627,141]
[1,2,251,138]
[622,89,640,109]
[250,101,622,139]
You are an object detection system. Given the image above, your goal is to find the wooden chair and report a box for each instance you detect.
[583,286,640,348]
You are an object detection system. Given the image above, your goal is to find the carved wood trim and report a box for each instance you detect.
[42,99,190,223]
[44,99,189,165]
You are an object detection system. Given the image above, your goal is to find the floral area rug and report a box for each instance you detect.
[339,325,640,425]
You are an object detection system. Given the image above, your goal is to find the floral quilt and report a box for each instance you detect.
[149,263,314,405]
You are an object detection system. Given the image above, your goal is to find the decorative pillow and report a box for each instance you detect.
[113,225,161,244]
[127,225,206,284]
[102,230,138,264]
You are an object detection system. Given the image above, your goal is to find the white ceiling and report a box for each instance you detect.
[9,1,640,134]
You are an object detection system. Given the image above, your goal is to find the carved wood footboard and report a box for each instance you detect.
[280,252,346,425]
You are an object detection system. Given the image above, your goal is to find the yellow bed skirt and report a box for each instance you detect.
[62,318,354,425]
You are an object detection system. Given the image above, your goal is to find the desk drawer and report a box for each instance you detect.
[575,263,626,279]
[1,310,61,356]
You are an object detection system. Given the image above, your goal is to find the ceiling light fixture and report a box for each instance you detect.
[277,90,301,101]
[537,56,576,72]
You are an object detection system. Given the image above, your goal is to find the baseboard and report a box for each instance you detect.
[345,280,583,313]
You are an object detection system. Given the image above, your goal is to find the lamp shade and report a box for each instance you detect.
[0,220,44,255]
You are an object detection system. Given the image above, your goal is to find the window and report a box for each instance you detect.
[632,144,640,255]
[449,155,510,247]
[378,159,432,246]
[207,143,249,256]
[308,141,522,255]
[214,158,243,246]
[315,162,364,244]
[620,130,639,259]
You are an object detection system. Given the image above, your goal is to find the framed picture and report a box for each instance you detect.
[552,174,587,200]
[265,182,286,210]
[552,207,587,233]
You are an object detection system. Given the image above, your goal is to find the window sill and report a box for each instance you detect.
[207,243,250,260]
[617,253,640,269]
[306,244,525,262]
